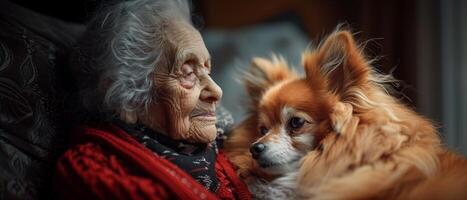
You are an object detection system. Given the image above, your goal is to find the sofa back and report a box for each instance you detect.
[0,1,84,199]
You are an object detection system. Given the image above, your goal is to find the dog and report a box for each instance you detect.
[225,30,467,199]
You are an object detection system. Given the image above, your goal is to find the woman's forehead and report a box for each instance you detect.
[168,23,209,54]
[164,22,209,65]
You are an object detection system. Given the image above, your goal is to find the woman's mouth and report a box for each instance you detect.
[191,111,216,121]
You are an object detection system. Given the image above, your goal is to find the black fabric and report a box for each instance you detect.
[114,120,220,192]
[0,1,84,199]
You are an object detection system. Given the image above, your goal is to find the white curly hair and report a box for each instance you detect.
[72,0,193,117]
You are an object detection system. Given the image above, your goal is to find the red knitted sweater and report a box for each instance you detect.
[53,125,251,200]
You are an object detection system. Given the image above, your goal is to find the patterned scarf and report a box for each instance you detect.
[114,120,219,192]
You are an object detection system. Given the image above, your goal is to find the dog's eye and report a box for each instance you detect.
[259,126,268,135]
[289,117,305,130]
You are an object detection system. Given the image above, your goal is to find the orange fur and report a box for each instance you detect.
[225,30,467,199]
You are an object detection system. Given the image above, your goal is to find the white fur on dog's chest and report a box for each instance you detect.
[248,180,294,200]
[247,172,298,200]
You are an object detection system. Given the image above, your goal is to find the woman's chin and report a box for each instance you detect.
[186,116,217,143]
[191,124,217,144]
[173,122,217,144]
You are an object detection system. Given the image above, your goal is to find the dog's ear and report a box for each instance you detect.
[243,56,297,106]
[303,31,370,97]
[330,102,354,134]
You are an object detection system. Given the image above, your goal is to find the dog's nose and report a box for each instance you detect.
[250,143,266,159]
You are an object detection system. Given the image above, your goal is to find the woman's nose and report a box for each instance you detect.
[200,77,222,103]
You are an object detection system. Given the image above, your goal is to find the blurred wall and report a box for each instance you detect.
[198,0,467,154]
[202,23,308,121]
[7,0,466,154]
[437,0,467,154]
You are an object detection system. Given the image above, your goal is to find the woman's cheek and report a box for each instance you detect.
[180,85,201,115]
[179,71,197,89]
[180,78,195,88]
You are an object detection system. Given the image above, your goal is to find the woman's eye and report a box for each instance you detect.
[259,126,268,135]
[289,117,305,130]
[180,63,197,88]
[182,64,194,76]
[185,71,196,79]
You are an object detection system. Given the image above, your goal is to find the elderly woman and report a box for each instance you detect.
[53,0,250,199]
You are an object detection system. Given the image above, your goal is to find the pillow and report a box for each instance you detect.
[0,1,84,199]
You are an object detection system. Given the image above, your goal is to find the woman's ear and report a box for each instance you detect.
[303,31,370,97]
[243,56,297,107]
[120,109,138,124]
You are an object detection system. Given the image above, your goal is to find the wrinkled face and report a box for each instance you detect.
[140,20,222,144]
[250,80,323,175]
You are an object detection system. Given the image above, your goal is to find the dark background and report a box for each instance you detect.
[8,0,425,114]
[1,1,465,199]
[6,0,466,154]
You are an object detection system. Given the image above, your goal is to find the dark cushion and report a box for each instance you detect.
[0,1,84,199]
